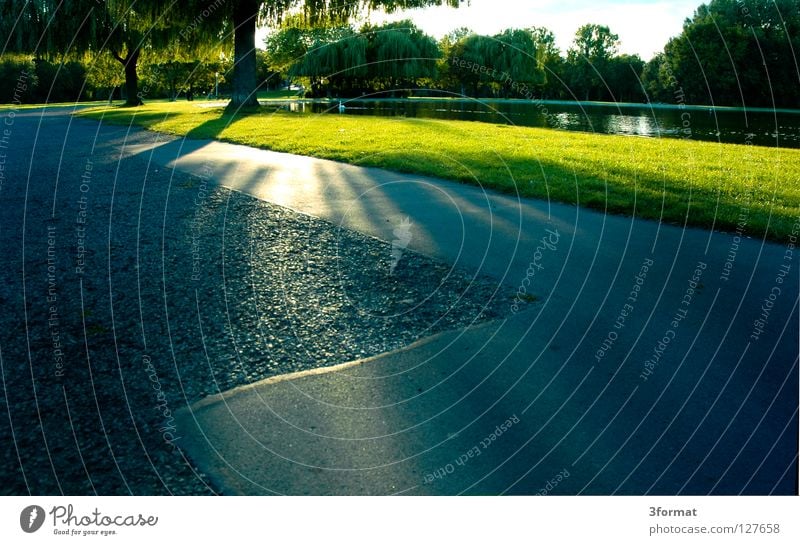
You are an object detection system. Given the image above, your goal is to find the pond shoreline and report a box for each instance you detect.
[254,95,800,116]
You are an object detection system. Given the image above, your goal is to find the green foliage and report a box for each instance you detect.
[0,1,178,59]
[31,58,87,102]
[604,54,646,102]
[275,20,439,97]
[2,0,798,107]
[362,20,439,87]
[566,24,620,100]
[529,26,563,98]
[180,1,465,106]
[644,0,800,107]
[569,24,619,61]
[0,1,228,105]
[0,56,36,103]
[256,50,282,89]
[641,53,670,102]
[0,1,44,52]
[444,28,544,97]
[265,25,314,74]
[85,52,126,92]
[294,27,367,79]
[0,55,92,103]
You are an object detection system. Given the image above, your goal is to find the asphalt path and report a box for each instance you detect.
[2,107,796,494]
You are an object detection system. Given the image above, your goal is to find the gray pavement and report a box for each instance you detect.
[0,107,524,494]
[12,107,794,494]
[134,113,799,494]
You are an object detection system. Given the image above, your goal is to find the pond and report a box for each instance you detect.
[271,98,800,149]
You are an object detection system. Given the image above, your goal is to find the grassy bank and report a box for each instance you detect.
[78,101,800,241]
[256,89,304,100]
[0,99,112,110]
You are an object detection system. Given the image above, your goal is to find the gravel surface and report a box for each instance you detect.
[0,111,531,494]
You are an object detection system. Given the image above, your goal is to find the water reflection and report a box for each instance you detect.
[266,98,800,148]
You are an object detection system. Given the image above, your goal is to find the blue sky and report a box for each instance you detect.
[261,0,703,60]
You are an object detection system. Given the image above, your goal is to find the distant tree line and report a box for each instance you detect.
[263,0,799,107]
[264,20,645,101]
[1,0,798,108]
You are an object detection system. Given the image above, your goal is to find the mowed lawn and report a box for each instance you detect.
[78,101,800,241]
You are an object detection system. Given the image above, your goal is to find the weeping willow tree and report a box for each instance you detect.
[446,28,544,97]
[265,17,368,96]
[185,0,463,109]
[292,27,367,96]
[101,1,184,105]
[0,0,45,52]
[264,15,316,77]
[142,40,230,101]
[492,28,545,95]
[286,20,438,97]
[446,34,492,96]
[84,48,126,103]
[0,0,190,106]
[362,20,439,95]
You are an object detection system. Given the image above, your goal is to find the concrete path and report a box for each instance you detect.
[57,109,800,493]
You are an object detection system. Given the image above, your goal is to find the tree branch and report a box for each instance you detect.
[110,50,126,65]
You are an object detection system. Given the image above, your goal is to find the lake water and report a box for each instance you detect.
[272,98,800,149]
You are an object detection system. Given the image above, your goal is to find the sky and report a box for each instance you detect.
[259,0,704,61]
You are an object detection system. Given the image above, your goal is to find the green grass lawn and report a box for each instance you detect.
[0,99,113,110]
[0,98,190,110]
[77,101,800,241]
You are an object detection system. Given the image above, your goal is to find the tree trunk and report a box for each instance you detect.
[113,49,142,106]
[229,0,261,109]
[124,49,142,106]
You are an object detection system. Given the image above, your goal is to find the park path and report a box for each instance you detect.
[116,112,798,495]
[16,107,796,494]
